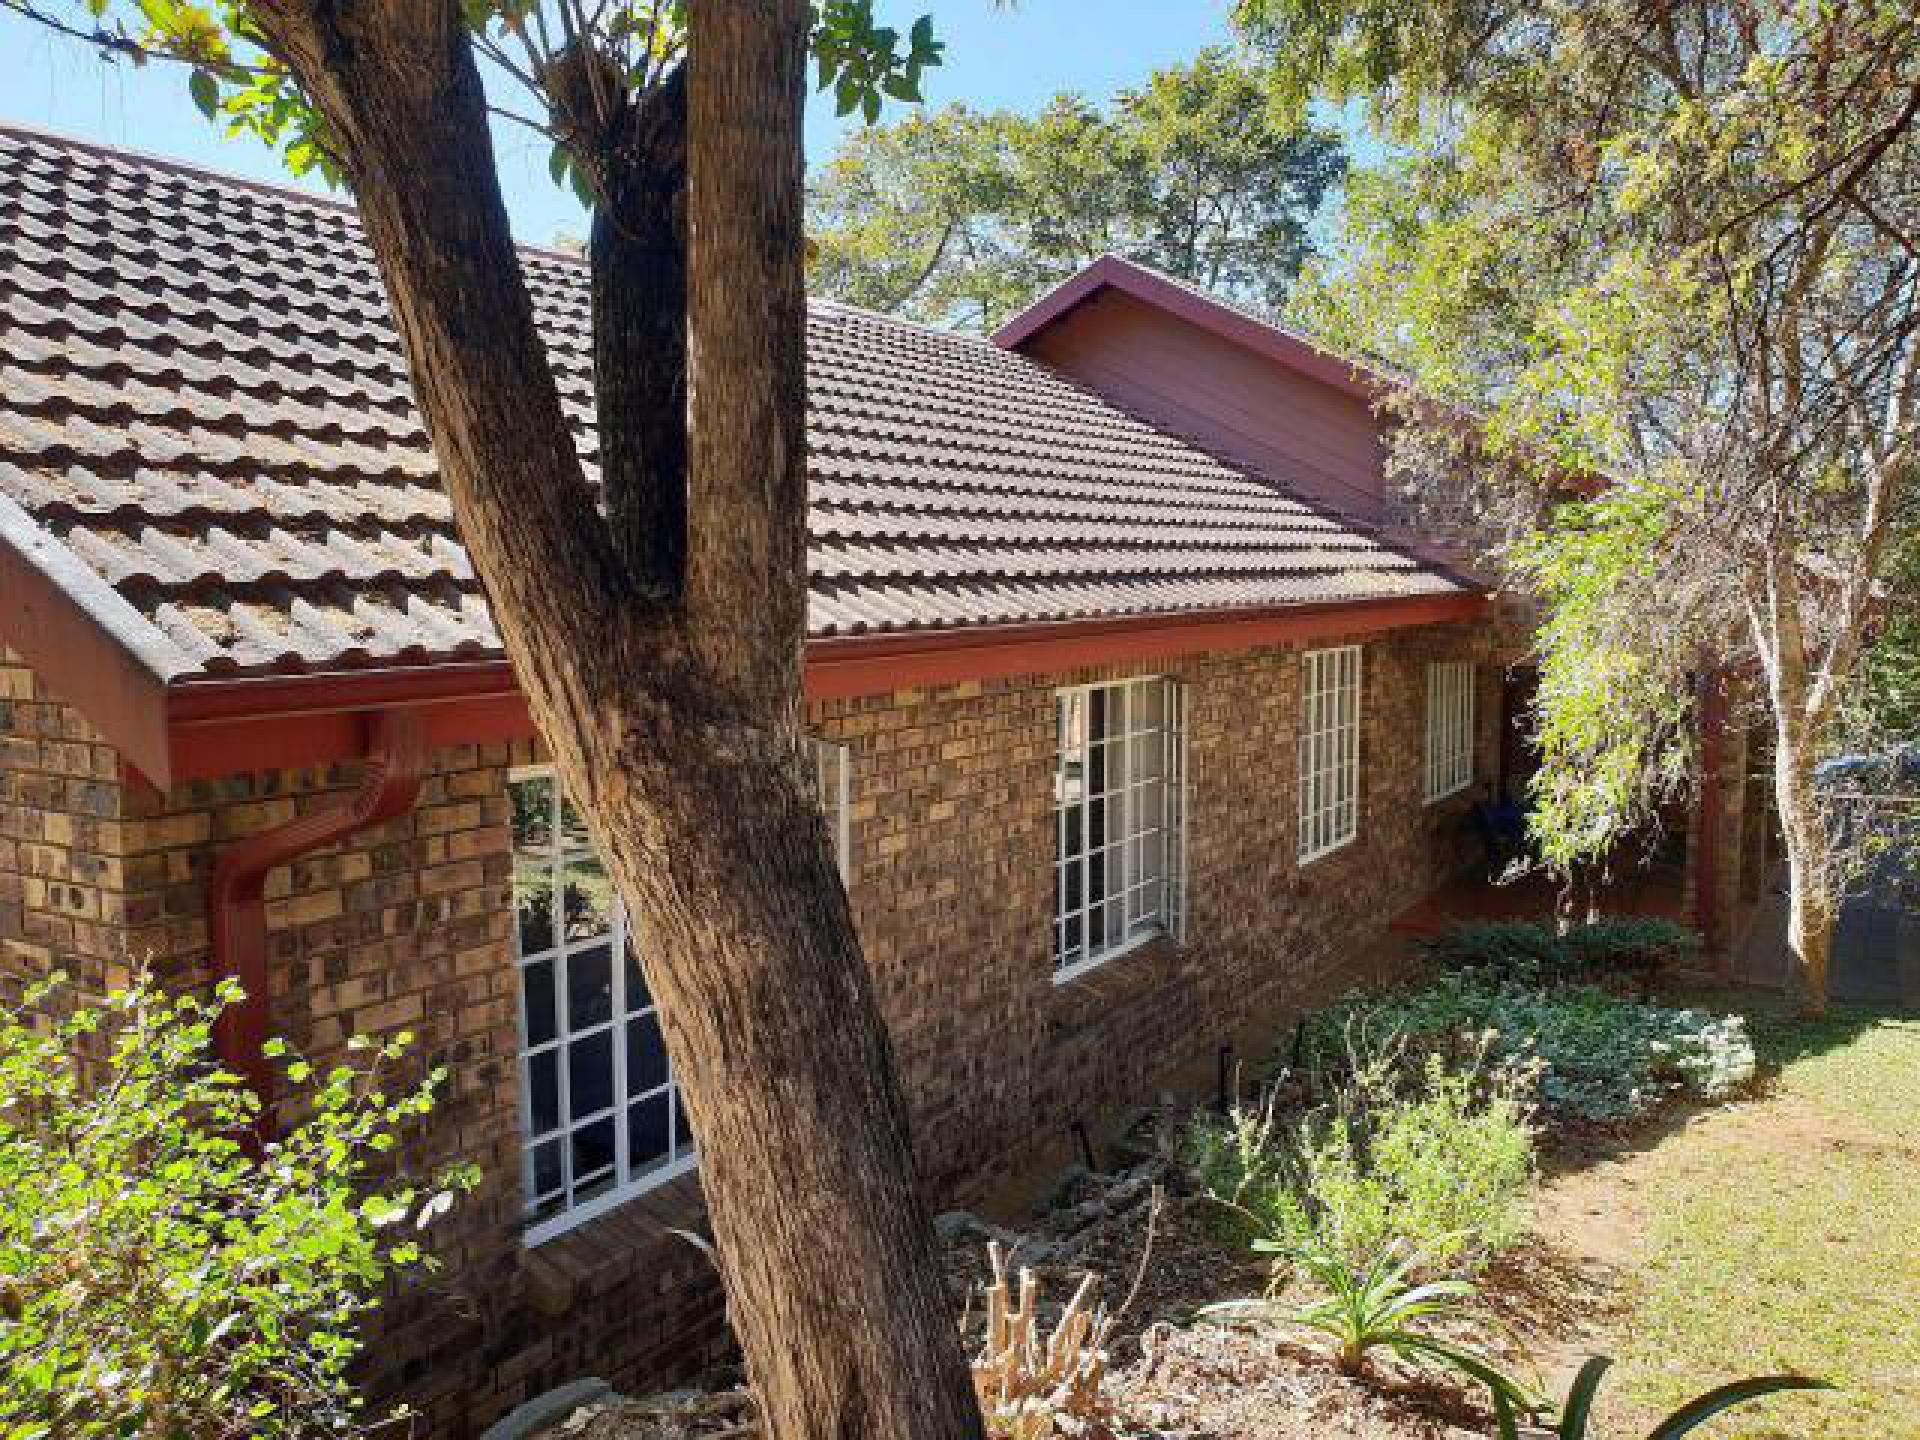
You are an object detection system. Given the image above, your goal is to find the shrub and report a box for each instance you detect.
[0,977,471,1438]
[1559,917,1699,978]
[1424,917,1699,988]
[1183,1090,1293,1238]
[1311,974,1756,1125]
[1190,1049,1535,1276]
[1425,921,1565,981]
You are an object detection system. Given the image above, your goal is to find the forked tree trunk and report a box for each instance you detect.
[245,1,985,1435]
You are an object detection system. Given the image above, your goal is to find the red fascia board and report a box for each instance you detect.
[163,669,529,784]
[0,495,181,787]
[153,591,1486,782]
[804,592,1487,699]
[992,255,1388,405]
[166,659,520,726]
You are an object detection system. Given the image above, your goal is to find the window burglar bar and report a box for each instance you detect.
[1053,676,1188,981]
[1425,661,1476,803]
[510,738,852,1244]
[1298,646,1362,862]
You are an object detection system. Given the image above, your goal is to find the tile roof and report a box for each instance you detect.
[0,123,1469,684]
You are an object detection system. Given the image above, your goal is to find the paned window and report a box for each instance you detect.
[1053,677,1187,980]
[1424,661,1476,802]
[1298,646,1362,862]
[511,740,852,1242]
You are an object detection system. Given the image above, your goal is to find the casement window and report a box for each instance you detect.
[510,739,852,1244]
[1424,661,1476,803]
[1053,676,1188,981]
[1298,646,1362,863]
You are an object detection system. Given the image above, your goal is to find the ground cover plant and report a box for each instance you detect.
[0,978,466,1439]
[1424,920,1699,990]
[1308,975,1756,1125]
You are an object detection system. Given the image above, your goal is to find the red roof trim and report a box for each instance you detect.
[0,494,182,786]
[991,255,1388,404]
[150,591,1487,782]
[805,592,1486,698]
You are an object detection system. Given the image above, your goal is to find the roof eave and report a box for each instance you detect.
[0,494,186,788]
[152,588,1487,782]
[805,589,1487,698]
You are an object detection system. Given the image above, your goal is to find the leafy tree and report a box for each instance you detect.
[15,0,985,1434]
[1849,498,1920,744]
[0,978,466,1437]
[1243,0,1919,1012]
[807,47,1345,329]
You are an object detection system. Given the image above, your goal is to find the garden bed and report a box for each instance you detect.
[540,967,1912,1440]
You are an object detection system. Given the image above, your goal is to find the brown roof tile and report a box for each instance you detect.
[0,123,1467,682]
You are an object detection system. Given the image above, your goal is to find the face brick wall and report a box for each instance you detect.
[814,620,1505,1201]
[0,648,132,1003]
[0,622,1506,1434]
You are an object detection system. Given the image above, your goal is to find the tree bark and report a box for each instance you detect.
[593,64,690,591]
[245,1,985,1436]
[1774,728,1835,1015]
[1751,550,1839,1017]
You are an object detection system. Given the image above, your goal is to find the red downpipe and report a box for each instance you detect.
[210,708,430,1137]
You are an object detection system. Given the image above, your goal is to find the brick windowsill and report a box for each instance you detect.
[520,1168,710,1316]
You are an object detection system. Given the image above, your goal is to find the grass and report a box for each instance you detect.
[1599,997,1920,1438]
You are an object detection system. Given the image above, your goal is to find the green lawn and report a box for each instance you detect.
[1602,1000,1920,1438]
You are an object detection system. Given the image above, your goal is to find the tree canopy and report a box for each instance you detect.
[1249,0,1917,1005]
[806,47,1346,330]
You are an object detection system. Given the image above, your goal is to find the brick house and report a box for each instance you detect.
[0,125,1750,1432]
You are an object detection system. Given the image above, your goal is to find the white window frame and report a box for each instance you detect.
[1424,661,1476,803]
[511,739,853,1246]
[1298,645,1362,864]
[1052,675,1188,984]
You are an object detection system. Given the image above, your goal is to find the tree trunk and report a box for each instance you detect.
[1773,718,1836,1015]
[246,1,986,1436]
[587,725,984,1439]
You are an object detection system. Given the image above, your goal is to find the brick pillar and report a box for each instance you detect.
[1687,674,1749,965]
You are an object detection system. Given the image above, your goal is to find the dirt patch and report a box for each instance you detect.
[1112,1322,1496,1439]
[941,1171,1585,1439]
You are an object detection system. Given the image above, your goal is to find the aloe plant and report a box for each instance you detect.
[1494,1355,1830,1439]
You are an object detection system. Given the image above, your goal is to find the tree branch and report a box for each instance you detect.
[591,62,690,593]
[1,0,271,76]
[683,0,811,706]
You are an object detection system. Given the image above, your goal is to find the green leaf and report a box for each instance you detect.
[1557,1355,1613,1438]
[1646,1376,1832,1439]
[1492,1386,1522,1440]
[188,68,220,122]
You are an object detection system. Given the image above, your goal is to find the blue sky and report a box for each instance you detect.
[0,0,1239,246]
